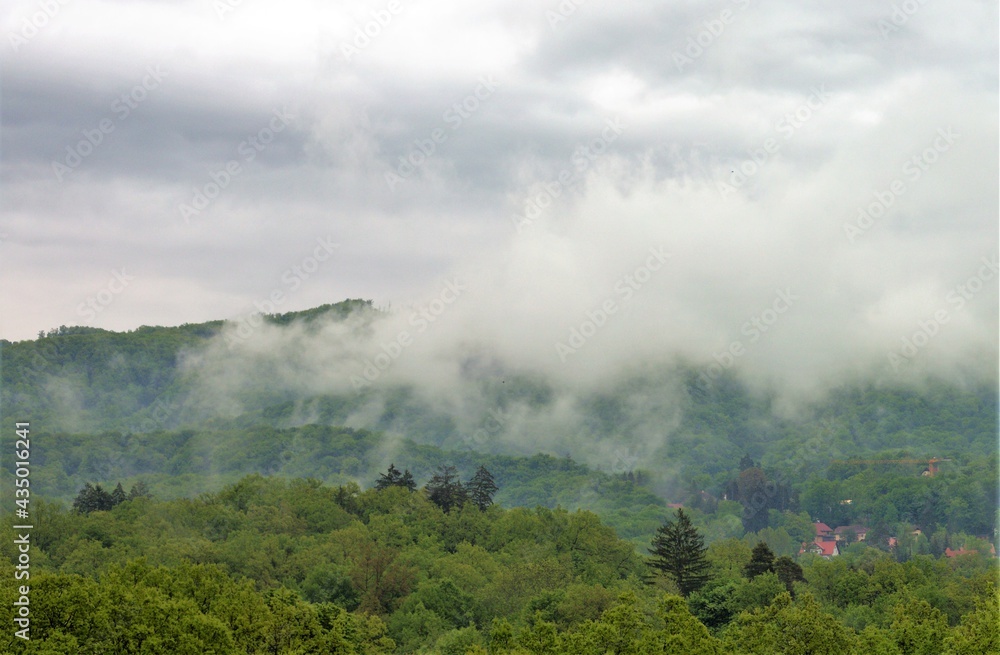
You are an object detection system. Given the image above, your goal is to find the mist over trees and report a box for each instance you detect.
[1,303,996,652]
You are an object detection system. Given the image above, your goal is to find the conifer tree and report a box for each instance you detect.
[127,480,151,500]
[745,541,776,580]
[375,464,417,492]
[399,469,417,492]
[72,483,114,514]
[72,483,97,514]
[425,465,468,513]
[375,464,404,490]
[466,465,498,511]
[110,482,127,507]
[773,556,806,596]
[648,508,710,596]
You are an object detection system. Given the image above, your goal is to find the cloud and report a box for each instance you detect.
[1,0,996,440]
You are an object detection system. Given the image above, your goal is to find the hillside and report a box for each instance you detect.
[2,299,996,548]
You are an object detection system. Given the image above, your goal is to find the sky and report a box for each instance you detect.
[2,0,998,400]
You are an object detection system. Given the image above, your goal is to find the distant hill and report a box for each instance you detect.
[2,298,996,503]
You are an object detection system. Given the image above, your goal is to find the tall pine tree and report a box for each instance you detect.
[425,465,468,513]
[465,466,498,511]
[648,508,710,596]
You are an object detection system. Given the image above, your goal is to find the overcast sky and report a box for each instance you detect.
[1,0,997,393]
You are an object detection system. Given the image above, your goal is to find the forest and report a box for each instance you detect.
[0,300,996,653]
[0,473,996,654]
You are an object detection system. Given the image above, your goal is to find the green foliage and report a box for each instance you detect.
[721,592,859,654]
[773,556,805,596]
[745,542,776,579]
[2,303,998,652]
[375,464,416,492]
[467,465,499,511]
[426,465,469,513]
[943,592,1000,655]
[0,472,995,653]
[648,508,710,596]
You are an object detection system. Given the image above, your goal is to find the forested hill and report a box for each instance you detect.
[1,298,995,480]
[0,298,377,435]
[0,301,996,652]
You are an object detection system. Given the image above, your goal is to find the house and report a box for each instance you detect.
[945,544,997,558]
[945,547,976,558]
[814,521,835,541]
[833,525,868,542]
[801,539,840,559]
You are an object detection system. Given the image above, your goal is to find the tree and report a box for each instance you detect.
[890,598,949,655]
[735,467,771,533]
[375,464,402,490]
[648,508,710,597]
[72,483,114,514]
[72,483,97,513]
[943,592,1000,655]
[127,480,151,500]
[773,556,805,596]
[425,466,468,513]
[722,592,858,655]
[745,542,776,580]
[110,482,127,507]
[376,464,417,492]
[466,466,498,511]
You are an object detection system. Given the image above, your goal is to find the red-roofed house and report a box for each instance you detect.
[945,545,997,558]
[945,547,975,558]
[814,521,835,541]
[801,539,841,559]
